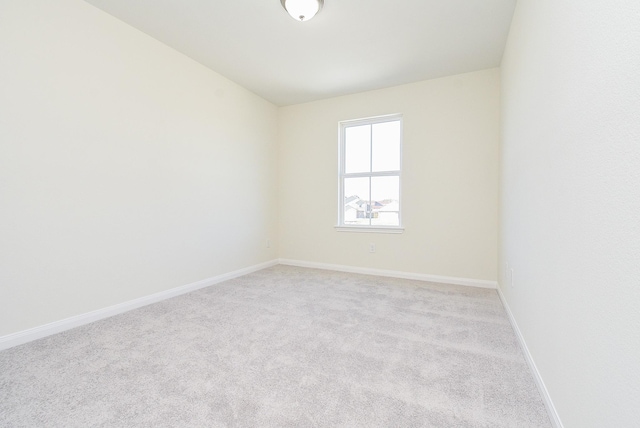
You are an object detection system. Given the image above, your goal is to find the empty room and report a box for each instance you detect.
[1,0,638,427]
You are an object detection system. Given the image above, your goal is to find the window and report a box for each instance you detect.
[337,114,403,233]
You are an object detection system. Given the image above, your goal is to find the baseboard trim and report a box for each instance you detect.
[0,259,278,351]
[278,259,498,289]
[0,258,496,351]
[497,286,564,428]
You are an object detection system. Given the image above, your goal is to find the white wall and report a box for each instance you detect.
[500,1,640,426]
[0,0,278,337]
[278,69,500,282]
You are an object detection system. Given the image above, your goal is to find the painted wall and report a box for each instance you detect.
[278,69,500,282]
[500,1,640,426]
[0,0,278,337]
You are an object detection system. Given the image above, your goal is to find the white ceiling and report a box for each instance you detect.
[84,0,517,106]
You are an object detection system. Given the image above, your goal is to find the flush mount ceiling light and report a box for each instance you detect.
[280,0,324,22]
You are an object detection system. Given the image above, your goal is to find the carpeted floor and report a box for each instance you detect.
[0,265,551,427]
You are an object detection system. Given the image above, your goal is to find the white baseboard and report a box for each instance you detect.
[278,258,498,289]
[497,286,564,428]
[0,258,496,351]
[0,259,278,351]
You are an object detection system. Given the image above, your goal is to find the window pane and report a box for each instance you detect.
[344,177,370,226]
[370,176,399,226]
[372,120,400,172]
[345,125,371,173]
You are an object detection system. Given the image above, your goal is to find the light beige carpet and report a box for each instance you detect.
[0,265,551,427]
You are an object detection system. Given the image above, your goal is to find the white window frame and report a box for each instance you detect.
[336,113,404,234]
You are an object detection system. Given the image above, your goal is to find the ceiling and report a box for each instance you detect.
[84,0,517,106]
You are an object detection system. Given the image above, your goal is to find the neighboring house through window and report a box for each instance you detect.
[337,114,403,233]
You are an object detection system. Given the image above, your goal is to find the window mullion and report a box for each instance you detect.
[368,124,373,226]
[339,125,345,225]
[343,170,399,178]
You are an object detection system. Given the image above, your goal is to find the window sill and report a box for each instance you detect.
[334,226,404,234]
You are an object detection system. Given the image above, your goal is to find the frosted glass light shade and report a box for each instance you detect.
[281,0,323,22]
